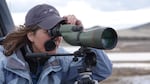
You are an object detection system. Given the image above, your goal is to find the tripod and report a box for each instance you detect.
[26,47,99,84]
[73,47,99,84]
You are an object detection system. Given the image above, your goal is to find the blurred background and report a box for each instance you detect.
[6,0,150,84]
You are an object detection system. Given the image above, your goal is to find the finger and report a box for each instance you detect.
[63,15,82,26]
[76,20,83,27]
[62,16,68,24]
[63,15,70,24]
[66,15,77,25]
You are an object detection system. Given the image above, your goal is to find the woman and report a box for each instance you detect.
[0,4,112,84]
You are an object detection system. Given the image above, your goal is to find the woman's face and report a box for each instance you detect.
[27,28,61,54]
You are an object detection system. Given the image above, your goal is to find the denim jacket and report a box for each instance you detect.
[0,46,112,84]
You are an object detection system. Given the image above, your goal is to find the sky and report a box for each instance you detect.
[6,0,150,30]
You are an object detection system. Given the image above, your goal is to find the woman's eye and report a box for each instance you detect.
[44,30,52,36]
[44,30,49,34]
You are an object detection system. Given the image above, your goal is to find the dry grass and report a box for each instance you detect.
[100,67,150,84]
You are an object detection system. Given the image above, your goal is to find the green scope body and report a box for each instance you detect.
[52,24,118,50]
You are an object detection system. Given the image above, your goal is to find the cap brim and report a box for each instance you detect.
[38,15,65,29]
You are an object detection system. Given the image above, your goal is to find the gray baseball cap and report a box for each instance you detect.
[24,4,65,29]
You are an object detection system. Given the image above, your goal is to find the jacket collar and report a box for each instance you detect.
[5,49,28,70]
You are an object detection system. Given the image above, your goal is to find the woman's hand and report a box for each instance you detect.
[63,15,83,27]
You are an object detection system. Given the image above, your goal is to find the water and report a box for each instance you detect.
[106,52,150,68]
[107,52,150,61]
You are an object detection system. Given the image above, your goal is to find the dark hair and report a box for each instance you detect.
[2,25,40,56]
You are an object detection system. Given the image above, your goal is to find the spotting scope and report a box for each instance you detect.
[49,24,118,50]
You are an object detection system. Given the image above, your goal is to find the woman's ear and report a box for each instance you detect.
[27,32,34,42]
[57,37,62,45]
[55,37,62,46]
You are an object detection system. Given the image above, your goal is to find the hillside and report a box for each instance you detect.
[117,22,150,38]
[107,22,150,52]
